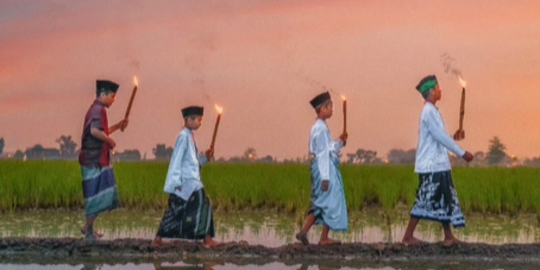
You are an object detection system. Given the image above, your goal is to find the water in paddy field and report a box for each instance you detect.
[0,208,539,246]
[2,208,540,269]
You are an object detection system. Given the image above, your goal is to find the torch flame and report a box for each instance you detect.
[340,95,347,101]
[214,104,223,114]
[458,75,467,88]
[133,76,139,87]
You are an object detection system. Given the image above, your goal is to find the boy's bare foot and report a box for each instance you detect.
[295,231,309,245]
[442,236,462,247]
[402,236,422,246]
[451,236,462,243]
[318,238,341,246]
[202,238,222,249]
[81,228,104,238]
[151,237,167,247]
[442,239,453,247]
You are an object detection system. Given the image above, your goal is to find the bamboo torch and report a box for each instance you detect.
[122,76,138,132]
[457,76,466,139]
[341,95,347,134]
[210,104,223,150]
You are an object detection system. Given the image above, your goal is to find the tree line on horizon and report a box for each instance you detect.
[0,135,537,167]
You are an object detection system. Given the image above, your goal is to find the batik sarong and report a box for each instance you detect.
[308,154,348,231]
[156,188,215,239]
[81,166,120,218]
[410,170,465,227]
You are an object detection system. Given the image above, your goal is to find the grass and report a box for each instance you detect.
[2,160,540,215]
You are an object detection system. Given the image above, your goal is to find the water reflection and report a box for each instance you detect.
[153,261,218,270]
[3,261,539,270]
[62,262,348,270]
[0,208,539,246]
[81,263,98,270]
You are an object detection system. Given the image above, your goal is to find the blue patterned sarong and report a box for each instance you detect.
[81,166,120,217]
[309,154,348,231]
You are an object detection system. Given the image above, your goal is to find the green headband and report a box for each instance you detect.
[418,79,437,93]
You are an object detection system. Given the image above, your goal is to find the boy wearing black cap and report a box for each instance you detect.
[152,106,220,248]
[402,75,473,247]
[296,92,349,246]
[79,80,128,242]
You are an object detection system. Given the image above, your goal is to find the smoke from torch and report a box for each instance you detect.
[441,53,465,86]
[441,53,468,139]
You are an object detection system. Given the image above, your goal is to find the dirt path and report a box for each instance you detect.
[1,237,540,265]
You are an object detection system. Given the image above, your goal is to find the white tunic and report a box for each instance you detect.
[163,128,208,200]
[414,102,465,173]
[309,119,344,180]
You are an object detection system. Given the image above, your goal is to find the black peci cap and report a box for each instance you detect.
[309,91,331,109]
[96,80,119,95]
[181,106,204,117]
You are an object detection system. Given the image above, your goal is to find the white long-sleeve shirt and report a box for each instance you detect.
[309,119,344,180]
[414,102,465,173]
[163,128,208,200]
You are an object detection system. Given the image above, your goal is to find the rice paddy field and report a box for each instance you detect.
[1,160,540,216]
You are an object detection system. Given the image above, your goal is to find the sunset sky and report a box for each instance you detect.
[1,0,540,160]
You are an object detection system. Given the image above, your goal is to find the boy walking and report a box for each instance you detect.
[152,106,221,248]
[296,91,348,246]
[79,80,128,242]
[402,75,473,247]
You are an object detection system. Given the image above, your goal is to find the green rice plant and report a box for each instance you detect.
[342,165,416,211]
[3,160,540,216]
[0,160,82,210]
[453,167,540,215]
[203,164,309,212]
[114,162,169,209]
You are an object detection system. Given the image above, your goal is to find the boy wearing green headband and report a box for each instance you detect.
[402,75,473,247]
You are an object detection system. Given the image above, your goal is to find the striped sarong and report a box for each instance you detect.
[81,166,120,218]
[410,170,465,228]
[156,189,215,240]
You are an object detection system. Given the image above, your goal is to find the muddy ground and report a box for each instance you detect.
[1,237,540,268]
